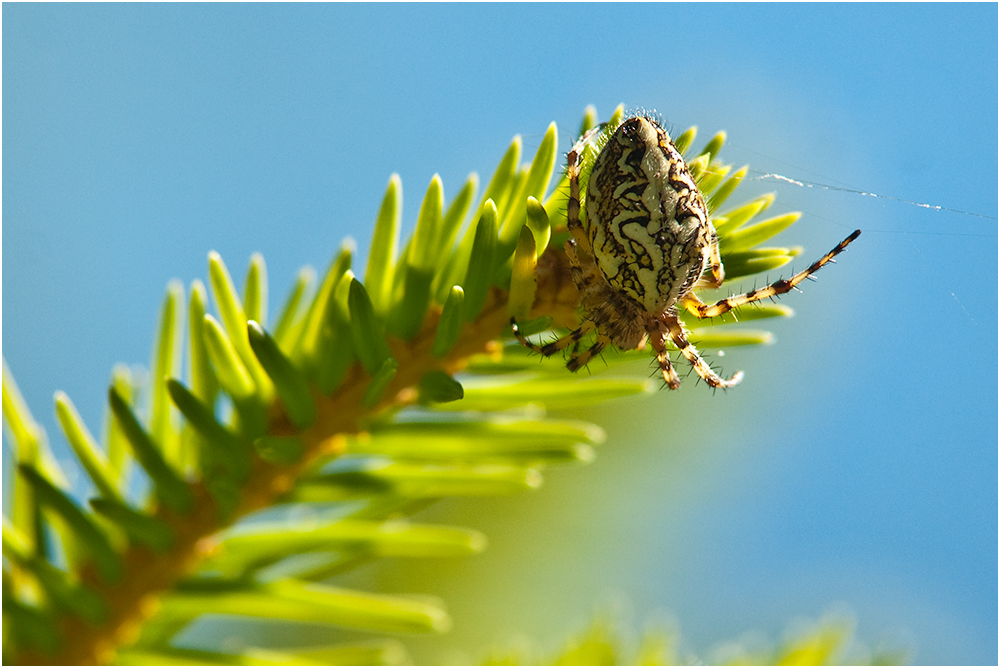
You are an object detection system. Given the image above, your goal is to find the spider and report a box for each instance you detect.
[511,115,860,389]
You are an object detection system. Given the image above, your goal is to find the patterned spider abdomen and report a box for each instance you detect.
[587,116,713,314]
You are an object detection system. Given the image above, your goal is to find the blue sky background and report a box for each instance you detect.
[3,3,996,665]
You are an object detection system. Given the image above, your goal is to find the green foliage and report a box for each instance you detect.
[2,106,874,665]
[484,609,910,666]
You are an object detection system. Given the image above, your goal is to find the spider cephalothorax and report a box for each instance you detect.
[512,114,860,389]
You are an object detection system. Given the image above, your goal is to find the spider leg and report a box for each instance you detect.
[693,225,725,289]
[662,314,743,389]
[565,237,603,299]
[513,126,614,366]
[564,128,602,252]
[683,230,861,319]
[511,317,596,358]
[647,328,681,390]
[565,331,612,372]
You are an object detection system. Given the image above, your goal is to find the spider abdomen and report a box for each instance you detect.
[512,111,859,391]
[586,116,711,314]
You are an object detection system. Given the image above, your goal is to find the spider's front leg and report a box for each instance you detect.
[683,229,861,319]
[564,129,600,253]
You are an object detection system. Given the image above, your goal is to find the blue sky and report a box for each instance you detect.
[4,3,996,664]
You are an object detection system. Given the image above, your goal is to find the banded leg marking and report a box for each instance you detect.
[648,328,681,390]
[565,238,602,296]
[663,315,743,389]
[565,331,612,372]
[511,317,596,358]
[694,228,725,289]
[564,126,603,251]
[684,229,861,319]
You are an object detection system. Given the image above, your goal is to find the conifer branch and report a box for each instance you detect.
[2,105,857,665]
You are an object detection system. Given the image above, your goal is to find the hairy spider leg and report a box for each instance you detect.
[510,314,613,375]
[511,317,597,358]
[683,229,861,319]
[564,232,604,298]
[510,126,611,358]
[647,327,682,389]
[662,315,745,389]
[565,329,613,372]
[564,127,603,252]
[694,227,725,289]
[556,126,624,373]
